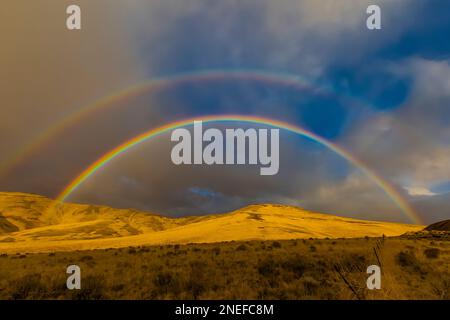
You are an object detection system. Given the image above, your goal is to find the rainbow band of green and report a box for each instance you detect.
[0,69,333,178]
[56,115,422,225]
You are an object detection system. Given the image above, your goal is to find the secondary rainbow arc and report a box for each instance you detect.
[0,69,336,178]
[56,115,422,225]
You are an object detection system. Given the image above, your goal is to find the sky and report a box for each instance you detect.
[0,0,449,224]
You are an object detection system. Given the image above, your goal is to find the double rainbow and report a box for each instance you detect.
[0,69,419,223]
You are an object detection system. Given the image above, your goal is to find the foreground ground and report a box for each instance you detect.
[0,235,449,300]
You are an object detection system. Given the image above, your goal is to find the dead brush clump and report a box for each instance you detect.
[152,270,181,297]
[184,261,209,299]
[424,247,440,259]
[110,283,125,293]
[116,261,132,269]
[431,277,450,299]
[300,276,320,296]
[395,250,427,277]
[8,273,47,299]
[80,255,94,262]
[79,255,96,267]
[47,275,69,298]
[257,256,279,277]
[396,250,418,267]
[71,275,107,300]
[339,253,367,273]
[257,256,280,288]
[272,241,282,249]
[236,244,248,251]
[281,255,308,278]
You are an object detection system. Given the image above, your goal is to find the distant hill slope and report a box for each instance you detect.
[0,192,423,253]
[425,220,450,231]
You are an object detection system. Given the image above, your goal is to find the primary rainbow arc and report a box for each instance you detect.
[56,115,422,225]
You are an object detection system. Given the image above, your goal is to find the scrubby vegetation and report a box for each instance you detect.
[0,237,449,300]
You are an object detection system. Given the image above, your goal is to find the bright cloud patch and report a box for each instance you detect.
[405,186,436,197]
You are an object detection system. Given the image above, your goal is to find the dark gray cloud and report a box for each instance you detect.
[339,58,450,223]
[0,0,145,165]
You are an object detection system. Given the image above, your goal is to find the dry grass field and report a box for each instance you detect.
[0,235,449,300]
[0,192,447,300]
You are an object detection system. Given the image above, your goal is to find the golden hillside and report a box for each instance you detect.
[0,192,423,253]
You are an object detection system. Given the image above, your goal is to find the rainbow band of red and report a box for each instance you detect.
[56,115,422,224]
